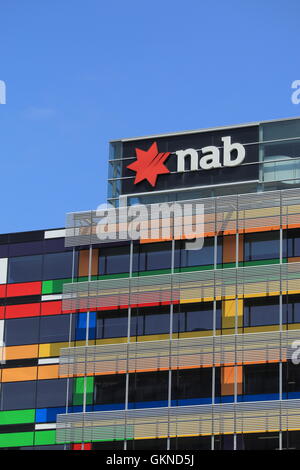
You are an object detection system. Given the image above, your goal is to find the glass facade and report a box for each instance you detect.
[2,118,300,450]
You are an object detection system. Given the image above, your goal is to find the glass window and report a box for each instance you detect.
[243,363,279,395]
[244,231,280,262]
[36,379,72,408]
[244,297,280,327]
[9,241,44,257]
[8,255,43,283]
[176,237,220,268]
[5,317,40,346]
[39,314,75,343]
[172,368,212,400]
[170,436,211,450]
[43,251,77,280]
[97,312,128,339]
[133,242,172,272]
[1,381,36,410]
[240,432,279,450]
[283,362,300,395]
[94,374,126,405]
[99,246,130,275]
[130,306,170,336]
[283,294,300,324]
[287,228,300,258]
[129,371,168,403]
[173,302,221,332]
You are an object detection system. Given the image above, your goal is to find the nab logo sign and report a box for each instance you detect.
[127,136,246,187]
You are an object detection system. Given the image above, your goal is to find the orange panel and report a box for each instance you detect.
[5,344,39,360]
[78,249,99,277]
[221,366,243,395]
[2,367,37,382]
[37,364,59,380]
[223,234,243,264]
[288,257,300,263]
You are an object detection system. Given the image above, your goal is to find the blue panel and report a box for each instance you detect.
[171,397,212,406]
[237,393,280,402]
[128,400,168,409]
[215,395,234,403]
[75,312,97,340]
[93,403,125,411]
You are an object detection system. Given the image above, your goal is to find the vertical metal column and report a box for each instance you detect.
[279,191,283,450]
[81,244,92,449]
[211,197,218,450]
[124,241,133,450]
[233,196,239,451]
[167,238,175,450]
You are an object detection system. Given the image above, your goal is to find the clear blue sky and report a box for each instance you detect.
[0,0,299,233]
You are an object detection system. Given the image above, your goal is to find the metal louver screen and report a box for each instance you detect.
[64,187,300,246]
[56,399,300,443]
[62,261,300,312]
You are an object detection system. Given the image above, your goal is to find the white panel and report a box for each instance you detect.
[41,294,62,302]
[35,423,56,430]
[38,357,59,365]
[0,258,7,284]
[44,229,66,239]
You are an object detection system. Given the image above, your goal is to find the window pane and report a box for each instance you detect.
[99,246,130,275]
[5,317,40,346]
[172,368,212,400]
[8,255,43,283]
[1,381,36,410]
[36,379,72,408]
[244,231,280,261]
[244,298,279,327]
[97,313,128,339]
[180,238,215,267]
[94,374,126,405]
[244,364,279,395]
[39,314,75,343]
[129,371,168,403]
[43,252,76,280]
[133,243,172,272]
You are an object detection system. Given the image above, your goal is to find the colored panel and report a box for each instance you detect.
[221,366,243,396]
[41,300,62,316]
[37,364,59,380]
[222,299,243,331]
[0,409,35,425]
[0,258,7,284]
[2,366,37,382]
[34,430,56,446]
[73,377,94,406]
[0,432,34,448]
[35,407,66,423]
[78,249,99,277]
[6,281,42,297]
[42,278,73,295]
[223,235,243,264]
[5,303,40,319]
[5,344,39,360]
[39,342,72,358]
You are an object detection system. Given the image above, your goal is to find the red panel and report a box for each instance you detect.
[41,300,62,316]
[5,303,41,319]
[0,285,6,297]
[6,281,42,298]
[72,443,91,450]
[0,306,4,319]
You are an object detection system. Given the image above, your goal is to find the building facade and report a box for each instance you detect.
[1,117,300,449]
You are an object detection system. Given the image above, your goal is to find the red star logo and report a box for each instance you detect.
[127,142,171,187]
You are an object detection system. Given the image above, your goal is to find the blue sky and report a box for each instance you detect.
[0,0,299,233]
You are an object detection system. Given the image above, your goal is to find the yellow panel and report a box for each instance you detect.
[243,325,280,334]
[38,342,74,358]
[222,299,243,330]
[95,337,127,345]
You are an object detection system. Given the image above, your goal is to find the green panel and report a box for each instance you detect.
[34,430,56,446]
[240,259,284,267]
[174,264,214,273]
[132,269,171,277]
[73,376,94,406]
[42,276,98,294]
[0,409,35,426]
[98,272,130,280]
[0,432,34,448]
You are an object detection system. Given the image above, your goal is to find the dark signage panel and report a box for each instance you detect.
[121,125,259,195]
